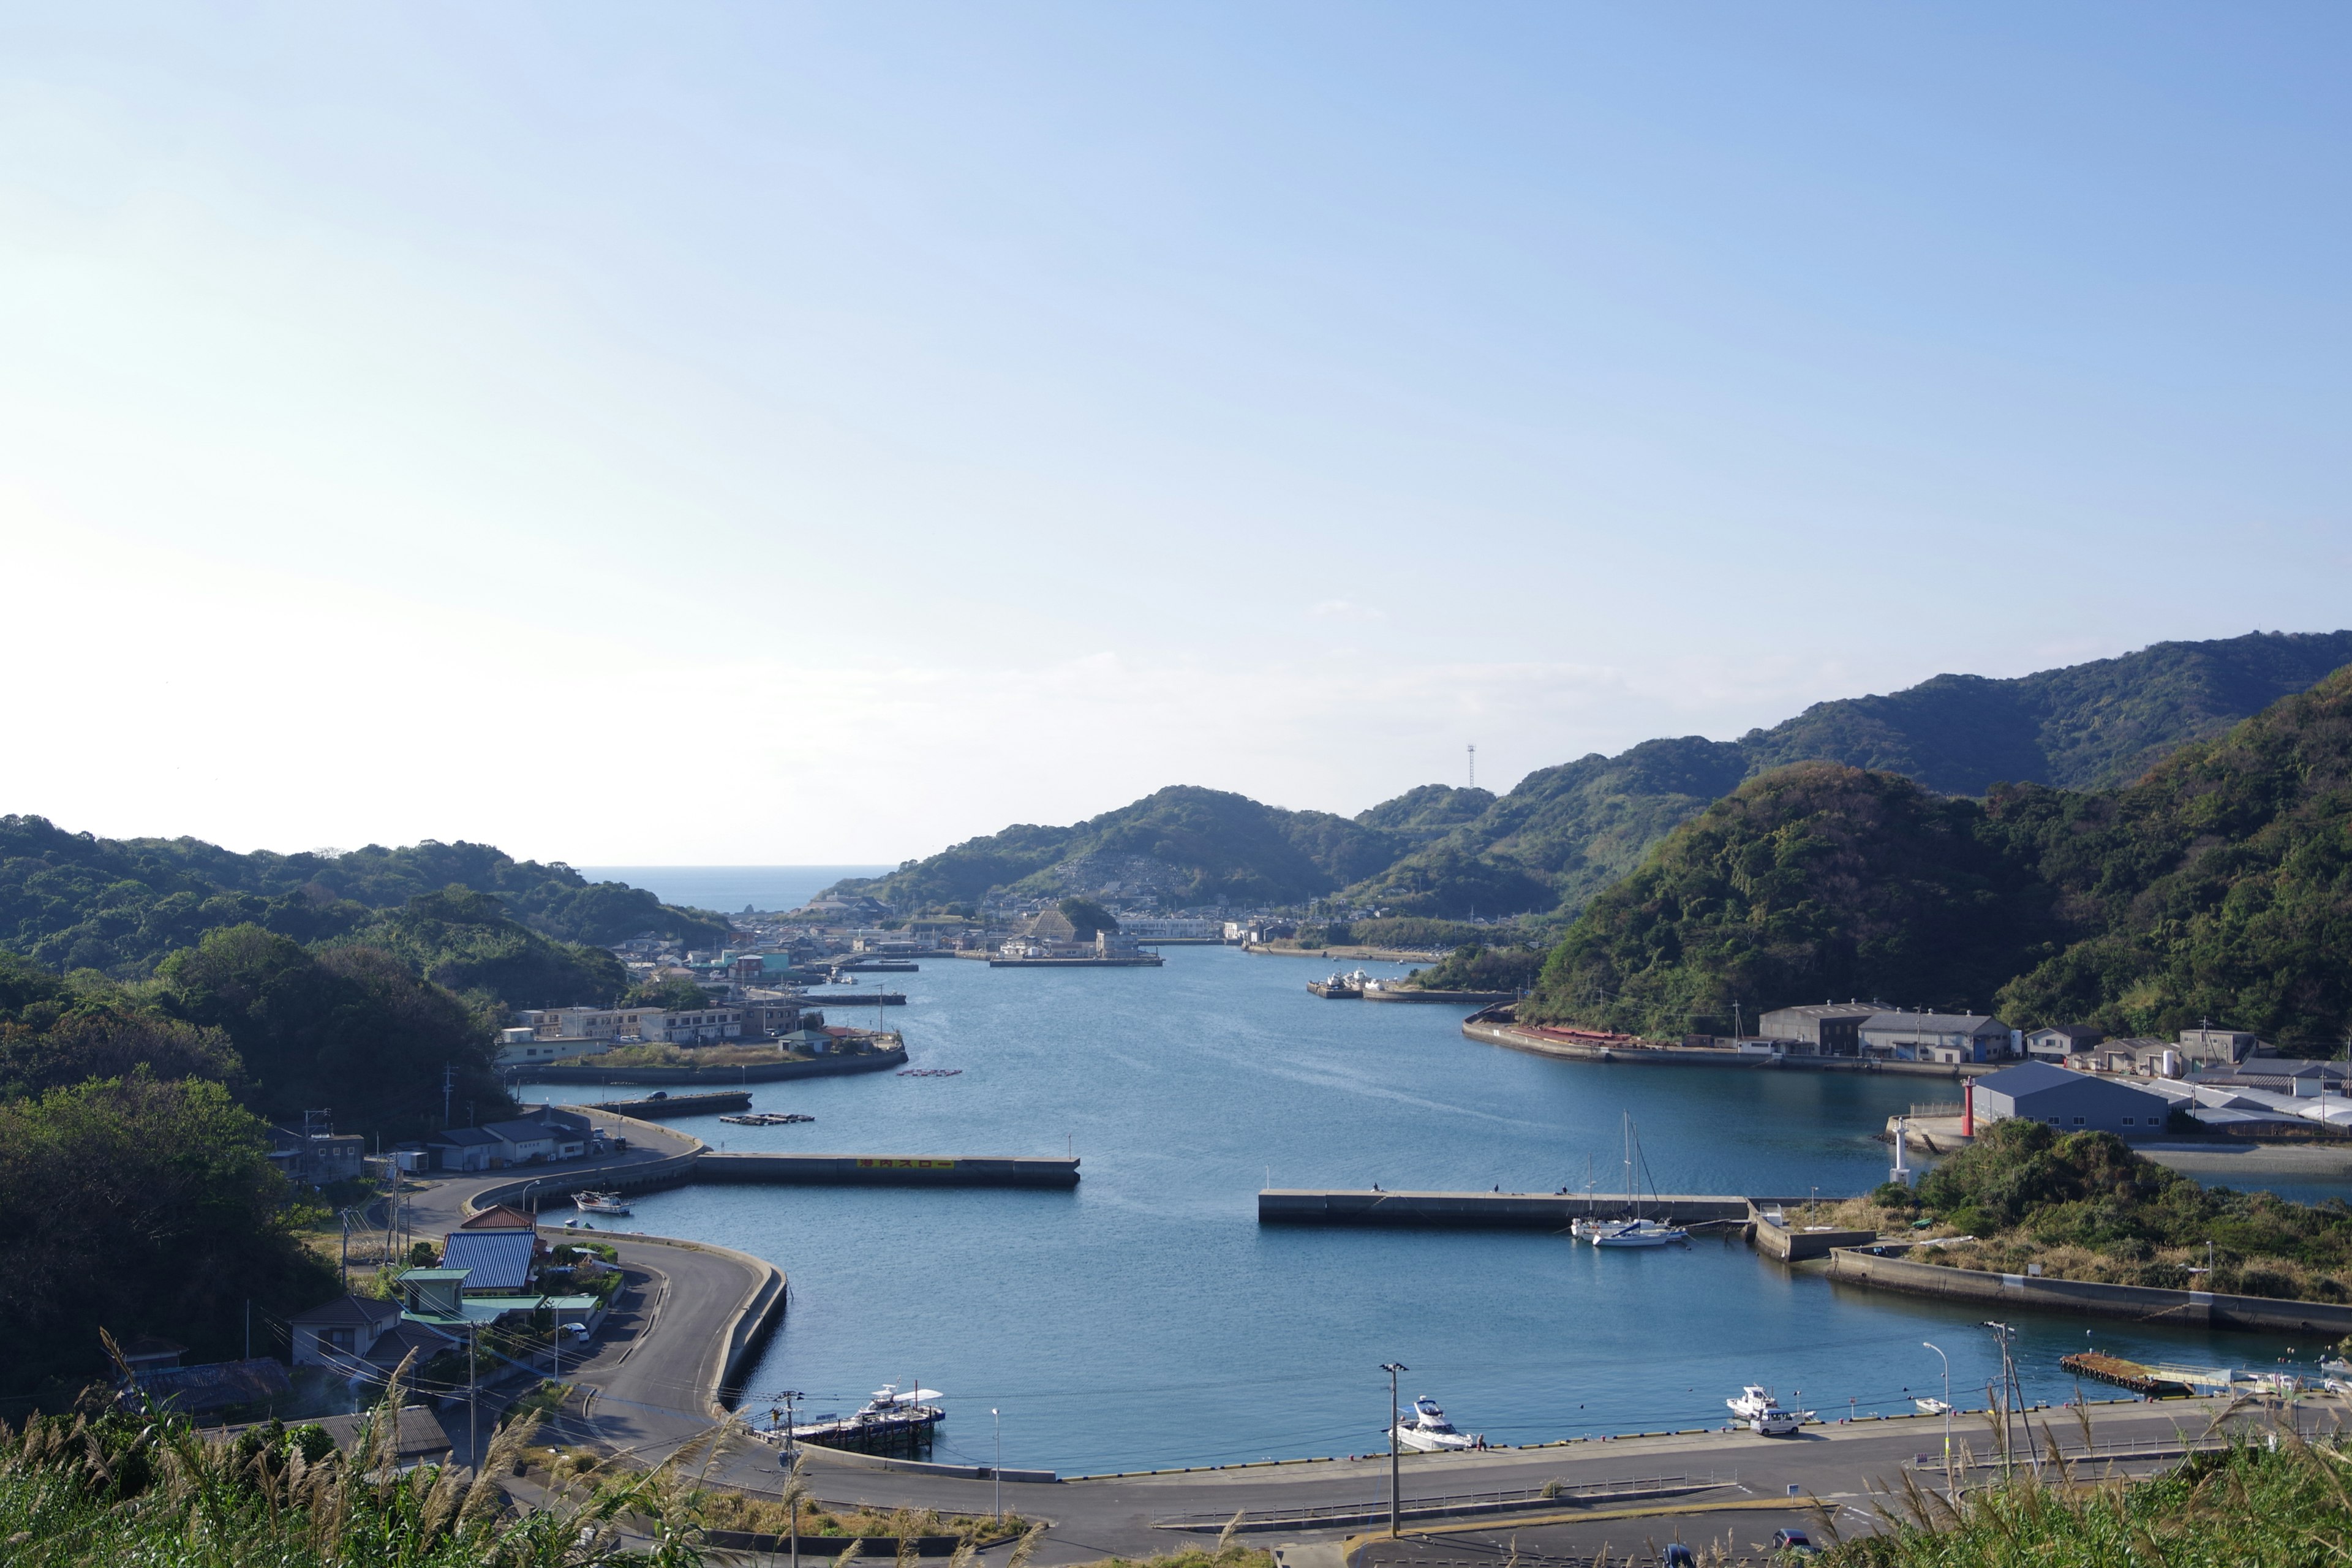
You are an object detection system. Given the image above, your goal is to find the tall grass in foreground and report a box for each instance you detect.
[0,1340,734,1567]
[1818,1424,2352,1567]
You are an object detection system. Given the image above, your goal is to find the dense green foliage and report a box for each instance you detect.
[1818,1439,2352,1567]
[1349,784,1495,837]
[1055,896,1119,939]
[1899,1118,2352,1299]
[0,815,726,979]
[1525,763,2048,1036]
[157,925,512,1139]
[834,785,1420,909]
[1524,668,2352,1050]
[1349,630,2352,919]
[1406,944,1547,993]
[624,977,712,1012]
[331,886,626,1011]
[0,1074,338,1400]
[0,953,244,1101]
[1346,916,1531,950]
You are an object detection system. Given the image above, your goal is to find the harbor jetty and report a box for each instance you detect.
[1257,1188,1779,1228]
[529,1046,908,1085]
[1463,1012,1990,1080]
[588,1091,752,1118]
[698,1152,1082,1188]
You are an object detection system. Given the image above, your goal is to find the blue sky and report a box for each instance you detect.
[2,5,2345,861]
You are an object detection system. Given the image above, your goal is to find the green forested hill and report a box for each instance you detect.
[0,815,726,978]
[832,785,1420,909]
[1523,667,2352,1052]
[1348,629,2352,920]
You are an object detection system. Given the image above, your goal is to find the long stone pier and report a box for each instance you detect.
[1256,1188,1795,1227]
[696,1152,1082,1188]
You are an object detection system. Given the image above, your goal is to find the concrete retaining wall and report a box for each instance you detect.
[1754,1218,1877,1262]
[1828,1248,2352,1334]
[525,1048,907,1086]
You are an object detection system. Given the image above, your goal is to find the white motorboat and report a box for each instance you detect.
[1914,1397,1951,1415]
[1394,1395,1477,1452]
[573,1190,632,1216]
[1572,1115,1688,1246]
[1727,1385,1781,1422]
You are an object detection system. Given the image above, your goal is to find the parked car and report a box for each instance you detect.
[1771,1528,1815,1558]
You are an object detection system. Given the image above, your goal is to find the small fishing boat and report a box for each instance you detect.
[1393,1395,1478,1452]
[1728,1385,1781,1422]
[573,1190,631,1216]
[1308,970,1369,998]
[1914,1396,1952,1415]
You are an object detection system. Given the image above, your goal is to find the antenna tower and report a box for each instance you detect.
[1466,743,1476,790]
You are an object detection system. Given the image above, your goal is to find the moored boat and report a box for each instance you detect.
[1394,1395,1478,1451]
[1572,1115,1688,1246]
[573,1190,631,1216]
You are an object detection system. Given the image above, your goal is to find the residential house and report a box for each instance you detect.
[1971,1061,2173,1139]
[266,1125,368,1185]
[439,1230,535,1294]
[738,996,810,1039]
[1858,1011,2016,1064]
[2024,1025,2105,1063]
[288,1294,405,1369]
[458,1204,539,1230]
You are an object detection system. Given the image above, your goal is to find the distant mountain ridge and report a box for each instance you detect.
[1349,629,2352,918]
[842,630,2352,919]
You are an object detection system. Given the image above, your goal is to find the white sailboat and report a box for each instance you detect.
[1571,1114,1688,1246]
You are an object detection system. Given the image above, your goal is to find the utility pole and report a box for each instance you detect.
[468,1321,479,1472]
[1923,1342,1952,1503]
[1982,1321,2040,1477]
[1380,1362,1408,1538]
[443,1063,455,1128]
[993,1406,1003,1522]
[778,1390,804,1568]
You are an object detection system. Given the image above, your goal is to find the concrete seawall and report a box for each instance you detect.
[697,1152,1083,1188]
[1257,1189,1787,1227]
[1828,1248,2352,1335]
[1463,1019,1986,1080]
[526,1047,908,1086]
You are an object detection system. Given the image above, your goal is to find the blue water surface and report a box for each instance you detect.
[525,946,2326,1477]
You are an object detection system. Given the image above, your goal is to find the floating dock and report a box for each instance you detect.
[696,1153,1082,1188]
[1256,1188,1779,1227]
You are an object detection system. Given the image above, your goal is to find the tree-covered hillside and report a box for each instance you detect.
[832,785,1422,909]
[1348,629,2352,920]
[1522,667,2352,1052]
[0,815,726,978]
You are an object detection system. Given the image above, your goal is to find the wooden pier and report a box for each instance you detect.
[696,1152,1082,1188]
[1256,1188,1785,1228]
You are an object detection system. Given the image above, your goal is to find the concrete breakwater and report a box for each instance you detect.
[1464,1018,1984,1080]
[1362,987,1517,1005]
[1257,1188,1790,1227]
[698,1152,1082,1188]
[1828,1247,2352,1335]
[589,1091,752,1118]
[528,1047,908,1085]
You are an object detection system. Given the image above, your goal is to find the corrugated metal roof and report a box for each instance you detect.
[439,1230,535,1292]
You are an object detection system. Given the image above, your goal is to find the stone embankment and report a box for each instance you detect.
[1464,1017,1987,1080]
[1826,1247,2352,1335]
[527,1046,908,1085]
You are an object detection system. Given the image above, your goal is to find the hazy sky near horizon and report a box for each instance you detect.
[4,5,2347,863]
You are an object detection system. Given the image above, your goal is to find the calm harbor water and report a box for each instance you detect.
[526,946,2323,1477]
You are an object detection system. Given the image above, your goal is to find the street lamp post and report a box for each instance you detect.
[992,1406,1004,1522]
[777,1390,804,1568]
[1923,1342,1953,1502]
[1379,1363,1408,1539]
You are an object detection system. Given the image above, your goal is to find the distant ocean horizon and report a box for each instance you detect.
[578,865,894,915]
